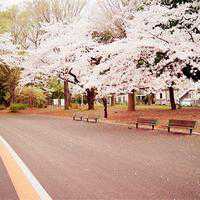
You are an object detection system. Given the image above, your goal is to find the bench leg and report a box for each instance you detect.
[136,123,138,129]
[95,118,98,123]
[87,118,89,122]
[189,129,192,135]
[73,116,75,120]
[152,125,155,130]
[168,126,170,132]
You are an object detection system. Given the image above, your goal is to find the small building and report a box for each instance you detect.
[179,89,200,106]
[111,90,148,105]
[155,88,200,106]
[116,94,128,104]
[155,88,179,105]
[53,99,65,107]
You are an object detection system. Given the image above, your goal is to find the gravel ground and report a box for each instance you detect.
[0,114,200,200]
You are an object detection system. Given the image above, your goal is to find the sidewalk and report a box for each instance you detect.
[0,158,18,200]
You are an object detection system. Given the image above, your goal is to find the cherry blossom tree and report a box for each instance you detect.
[85,0,200,111]
[18,0,88,109]
[131,0,200,109]
[21,0,200,113]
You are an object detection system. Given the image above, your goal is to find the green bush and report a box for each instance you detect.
[9,103,28,113]
[17,86,47,108]
[0,105,6,110]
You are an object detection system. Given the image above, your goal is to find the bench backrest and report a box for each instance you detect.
[73,112,83,117]
[87,114,100,119]
[168,119,197,128]
[137,118,158,125]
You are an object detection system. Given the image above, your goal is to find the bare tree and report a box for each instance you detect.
[27,0,51,23]
[50,0,86,23]
[9,0,86,49]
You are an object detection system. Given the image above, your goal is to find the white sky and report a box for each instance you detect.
[1,0,23,6]
[0,0,94,9]
[0,0,30,9]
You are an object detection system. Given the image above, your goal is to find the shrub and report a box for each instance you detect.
[92,31,114,43]
[9,103,28,113]
[70,103,79,109]
[17,86,47,108]
[72,94,88,105]
[0,104,6,110]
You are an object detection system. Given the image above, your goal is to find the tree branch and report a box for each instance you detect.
[148,31,169,44]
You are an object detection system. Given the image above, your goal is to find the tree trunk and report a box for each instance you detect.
[29,94,33,108]
[128,90,136,111]
[58,98,61,107]
[64,80,70,110]
[152,93,155,104]
[81,94,84,107]
[147,93,155,105]
[147,94,151,105]
[10,86,15,104]
[169,87,176,110]
[111,94,115,106]
[102,97,108,118]
[86,88,96,110]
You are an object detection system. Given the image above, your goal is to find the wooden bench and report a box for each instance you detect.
[85,114,99,123]
[168,119,197,135]
[136,118,158,130]
[72,113,83,121]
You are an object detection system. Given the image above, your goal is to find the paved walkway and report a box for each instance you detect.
[0,158,18,200]
[0,114,200,199]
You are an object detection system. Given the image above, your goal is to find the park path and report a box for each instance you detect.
[0,114,200,199]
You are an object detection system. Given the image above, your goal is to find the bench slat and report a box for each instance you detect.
[73,113,83,121]
[168,119,197,135]
[136,118,158,130]
[137,118,158,124]
[73,113,100,123]
[168,120,196,128]
[85,115,100,123]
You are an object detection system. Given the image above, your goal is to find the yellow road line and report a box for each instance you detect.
[0,136,52,200]
[0,141,39,200]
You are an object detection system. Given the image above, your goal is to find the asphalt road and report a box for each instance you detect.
[0,158,18,200]
[0,114,200,200]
